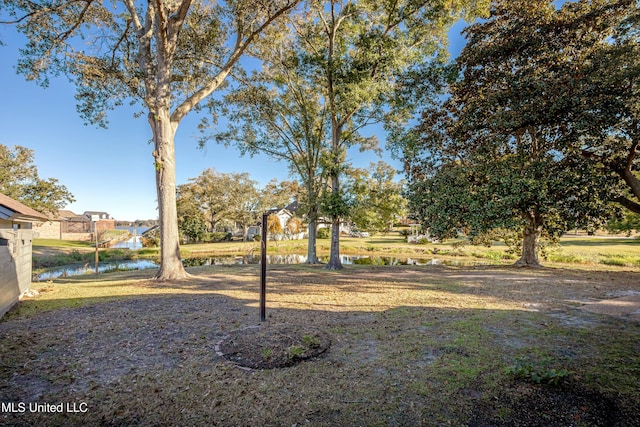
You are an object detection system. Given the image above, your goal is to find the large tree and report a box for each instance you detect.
[565,2,639,213]
[217,30,328,263]
[0,144,74,215]
[176,180,208,243]
[177,168,260,241]
[1,0,301,280]
[292,0,489,269]
[403,0,631,266]
[177,170,295,241]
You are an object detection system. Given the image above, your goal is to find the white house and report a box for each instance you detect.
[247,207,306,241]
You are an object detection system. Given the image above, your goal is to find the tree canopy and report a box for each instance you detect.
[216,26,328,262]
[176,169,297,242]
[402,0,634,266]
[1,0,302,280]
[216,0,488,269]
[348,161,406,234]
[0,144,75,215]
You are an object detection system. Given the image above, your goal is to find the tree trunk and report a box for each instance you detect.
[326,114,343,269]
[327,218,342,269]
[242,223,249,242]
[326,172,343,270]
[306,218,319,264]
[150,108,189,280]
[514,212,542,268]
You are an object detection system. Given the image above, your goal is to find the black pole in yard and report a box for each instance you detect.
[260,213,268,322]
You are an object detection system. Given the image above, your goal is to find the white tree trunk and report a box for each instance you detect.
[150,107,189,280]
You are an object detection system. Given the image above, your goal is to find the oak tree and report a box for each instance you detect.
[403,0,631,266]
[349,161,406,234]
[1,0,302,279]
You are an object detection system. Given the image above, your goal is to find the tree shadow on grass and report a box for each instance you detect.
[1,265,639,426]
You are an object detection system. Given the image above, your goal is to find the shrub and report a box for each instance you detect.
[546,253,588,264]
[141,236,159,247]
[286,217,304,234]
[70,250,84,261]
[600,255,640,267]
[416,236,431,244]
[317,228,331,239]
[209,232,232,242]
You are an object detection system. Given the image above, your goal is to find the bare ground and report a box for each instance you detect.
[1,264,639,426]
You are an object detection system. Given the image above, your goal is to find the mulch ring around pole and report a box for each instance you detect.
[215,324,331,370]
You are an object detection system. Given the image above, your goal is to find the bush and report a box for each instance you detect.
[141,236,159,247]
[208,232,232,242]
[317,228,331,239]
[546,253,588,264]
[600,255,640,267]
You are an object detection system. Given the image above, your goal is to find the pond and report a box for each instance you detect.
[34,254,502,281]
[182,254,449,267]
[35,260,159,281]
[110,236,145,250]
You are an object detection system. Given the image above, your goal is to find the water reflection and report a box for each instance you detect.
[181,254,446,266]
[35,254,497,281]
[36,260,159,281]
[111,236,145,250]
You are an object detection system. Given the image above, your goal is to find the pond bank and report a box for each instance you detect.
[34,254,506,281]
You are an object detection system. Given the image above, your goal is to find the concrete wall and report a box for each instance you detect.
[0,220,34,318]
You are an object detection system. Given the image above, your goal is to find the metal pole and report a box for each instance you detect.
[260,213,268,322]
[94,222,99,275]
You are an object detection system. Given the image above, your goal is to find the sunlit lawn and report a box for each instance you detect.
[34,231,640,271]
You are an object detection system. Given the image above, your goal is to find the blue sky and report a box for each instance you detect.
[0,19,468,221]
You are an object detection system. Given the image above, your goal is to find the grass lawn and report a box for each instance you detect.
[2,261,639,426]
[32,232,640,273]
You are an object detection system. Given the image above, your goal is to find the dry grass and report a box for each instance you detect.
[1,264,640,426]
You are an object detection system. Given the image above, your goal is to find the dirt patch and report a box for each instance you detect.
[470,380,638,427]
[580,294,640,321]
[216,324,331,369]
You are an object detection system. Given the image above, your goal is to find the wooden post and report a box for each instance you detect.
[260,213,268,322]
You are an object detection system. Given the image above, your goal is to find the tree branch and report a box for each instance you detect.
[171,0,300,124]
[614,196,640,214]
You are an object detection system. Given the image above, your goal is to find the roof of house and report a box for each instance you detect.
[285,201,299,213]
[58,209,78,219]
[0,192,49,222]
[265,207,294,217]
[83,211,112,220]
